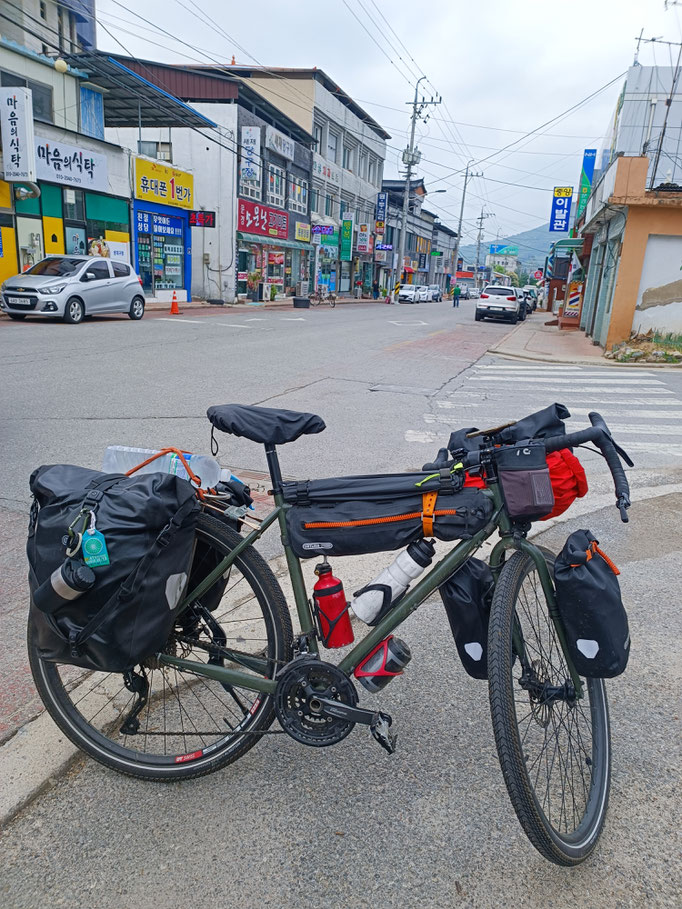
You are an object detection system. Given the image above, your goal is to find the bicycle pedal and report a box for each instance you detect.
[370,712,397,755]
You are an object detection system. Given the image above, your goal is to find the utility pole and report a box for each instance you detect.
[474,207,493,289]
[450,160,482,288]
[393,77,441,302]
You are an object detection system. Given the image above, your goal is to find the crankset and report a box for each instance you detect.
[274,657,397,753]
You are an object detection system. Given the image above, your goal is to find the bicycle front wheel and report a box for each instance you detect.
[28,514,293,781]
[488,550,611,865]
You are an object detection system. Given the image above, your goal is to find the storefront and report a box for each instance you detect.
[0,132,131,283]
[236,198,311,300]
[313,226,339,292]
[132,157,194,301]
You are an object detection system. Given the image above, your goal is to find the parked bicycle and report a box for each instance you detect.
[27,403,633,866]
[308,286,336,307]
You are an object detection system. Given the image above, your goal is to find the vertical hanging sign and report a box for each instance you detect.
[575,149,597,219]
[0,87,36,181]
[340,217,354,260]
[549,186,573,233]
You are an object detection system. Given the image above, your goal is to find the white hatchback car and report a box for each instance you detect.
[1,255,146,324]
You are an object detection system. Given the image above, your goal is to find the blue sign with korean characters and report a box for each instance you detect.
[549,186,573,233]
[376,191,388,222]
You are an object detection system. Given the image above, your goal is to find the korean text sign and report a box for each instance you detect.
[549,186,573,233]
[135,157,194,209]
[238,198,288,239]
[576,149,597,219]
[1,87,36,181]
[340,218,354,261]
[357,223,370,253]
[375,191,387,222]
[35,135,107,191]
[240,126,261,183]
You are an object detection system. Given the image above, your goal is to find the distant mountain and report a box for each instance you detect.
[459,223,554,271]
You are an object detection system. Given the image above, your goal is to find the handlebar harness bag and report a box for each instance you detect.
[540,449,588,520]
[27,465,199,672]
[439,558,494,679]
[283,471,494,558]
[495,441,555,519]
[553,530,630,678]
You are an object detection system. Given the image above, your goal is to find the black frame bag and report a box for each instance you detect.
[28,465,199,673]
[554,530,630,678]
[439,558,494,679]
[282,472,494,558]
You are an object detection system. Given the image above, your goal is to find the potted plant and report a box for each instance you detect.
[246,269,262,302]
[270,285,277,301]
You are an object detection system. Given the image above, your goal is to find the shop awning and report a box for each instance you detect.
[403,265,415,274]
[65,52,217,129]
[238,232,311,251]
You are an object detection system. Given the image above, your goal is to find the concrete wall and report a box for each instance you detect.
[632,234,682,334]
[239,75,315,133]
[108,103,239,301]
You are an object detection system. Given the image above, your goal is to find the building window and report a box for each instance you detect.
[40,1,47,19]
[267,163,286,208]
[327,130,338,163]
[358,152,367,180]
[240,174,261,200]
[137,141,172,161]
[342,146,353,171]
[325,192,337,218]
[0,70,53,123]
[288,175,308,214]
[62,188,85,221]
[368,158,376,185]
[311,184,322,214]
[314,124,323,151]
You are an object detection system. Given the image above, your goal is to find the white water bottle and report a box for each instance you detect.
[102,446,222,488]
[351,538,436,624]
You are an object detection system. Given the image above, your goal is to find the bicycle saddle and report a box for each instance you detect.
[207,404,326,446]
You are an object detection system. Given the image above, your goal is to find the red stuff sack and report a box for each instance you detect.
[540,449,588,520]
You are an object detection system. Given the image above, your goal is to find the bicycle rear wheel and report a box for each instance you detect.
[28,514,293,781]
[487,549,611,865]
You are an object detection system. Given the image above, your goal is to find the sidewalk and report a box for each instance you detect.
[487,312,608,364]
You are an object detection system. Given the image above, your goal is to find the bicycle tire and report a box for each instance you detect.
[328,297,336,308]
[487,549,611,865]
[28,513,293,781]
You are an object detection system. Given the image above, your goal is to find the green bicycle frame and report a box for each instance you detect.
[159,482,583,698]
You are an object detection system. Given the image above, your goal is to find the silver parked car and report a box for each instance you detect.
[1,255,146,324]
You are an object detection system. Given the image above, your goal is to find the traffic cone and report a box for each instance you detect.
[170,290,180,315]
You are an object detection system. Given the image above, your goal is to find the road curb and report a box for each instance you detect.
[2,479,681,825]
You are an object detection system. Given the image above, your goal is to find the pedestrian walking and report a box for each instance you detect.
[453,285,461,308]
[372,279,380,300]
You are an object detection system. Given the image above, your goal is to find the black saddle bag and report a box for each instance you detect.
[27,465,199,673]
[283,472,494,558]
[553,530,630,678]
[439,558,495,679]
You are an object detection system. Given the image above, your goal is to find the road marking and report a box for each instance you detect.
[467,376,666,386]
[475,369,658,377]
[389,320,428,326]
[597,423,682,435]
[615,441,682,456]
[245,318,265,321]
[157,318,204,324]
[212,322,249,328]
[567,407,682,420]
[477,365,656,375]
[280,317,306,321]
[405,429,440,443]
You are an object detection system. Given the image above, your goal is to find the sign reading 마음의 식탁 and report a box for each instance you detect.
[0,87,36,181]
[238,198,288,239]
[340,217,354,261]
[35,136,108,192]
[549,186,573,233]
[135,157,194,209]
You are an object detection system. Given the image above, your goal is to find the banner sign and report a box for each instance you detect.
[312,224,335,234]
[418,252,427,270]
[489,244,519,256]
[576,149,597,219]
[375,191,388,222]
[376,242,393,250]
[1,87,36,181]
[320,231,339,246]
[549,186,573,232]
[135,157,193,208]
[340,217,354,260]
[295,221,311,242]
[35,136,107,191]
[240,126,261,183]
[357,222,370,253]
[265,125,295,161]
[238,198,288,239]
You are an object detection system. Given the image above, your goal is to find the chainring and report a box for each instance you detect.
[274,657,358,747]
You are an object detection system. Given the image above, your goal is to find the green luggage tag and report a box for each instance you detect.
[82,513,110,567]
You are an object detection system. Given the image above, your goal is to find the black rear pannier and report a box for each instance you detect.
[554,530,630,678]
[28,465,199,673]
[439,558,495,679]
[283,472,494,558]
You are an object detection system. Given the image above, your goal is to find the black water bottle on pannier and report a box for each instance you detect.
[33,558,96,615]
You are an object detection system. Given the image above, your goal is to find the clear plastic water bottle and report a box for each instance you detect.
[102,446,222,488]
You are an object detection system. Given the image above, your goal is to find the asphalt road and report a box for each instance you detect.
[1,301,681,907]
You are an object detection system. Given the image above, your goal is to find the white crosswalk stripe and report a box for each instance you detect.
[406,363,682,462]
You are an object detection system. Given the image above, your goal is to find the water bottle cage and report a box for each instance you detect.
[311,593,352,648]
[352,583,402,627]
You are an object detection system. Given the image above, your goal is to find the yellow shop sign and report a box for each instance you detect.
[134,157,194,209]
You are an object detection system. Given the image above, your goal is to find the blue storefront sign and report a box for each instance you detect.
[376,191,387,222]
[133,199,191,298]
[549,186,573,233]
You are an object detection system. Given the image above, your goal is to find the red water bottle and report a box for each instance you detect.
[312,561,354,648]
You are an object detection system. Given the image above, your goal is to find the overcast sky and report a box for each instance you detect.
[97,0,681,247]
